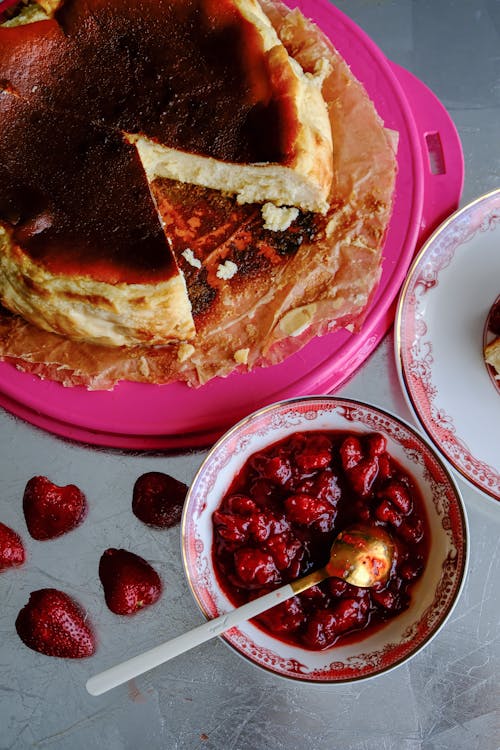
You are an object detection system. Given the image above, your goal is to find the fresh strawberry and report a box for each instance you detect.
[0,522,25,571]
[15,588,96,658]
[23,476,87,540]
[99,548,162,615]
[132,472,187,528]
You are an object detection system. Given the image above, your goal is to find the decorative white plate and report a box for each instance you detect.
[395,189,500,503]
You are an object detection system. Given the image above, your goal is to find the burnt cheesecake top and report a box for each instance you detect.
[0,0,297,162]
[0,92,177,284]
[54,0,298,164]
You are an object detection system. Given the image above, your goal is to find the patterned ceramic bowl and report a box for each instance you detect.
[181,396,468,683]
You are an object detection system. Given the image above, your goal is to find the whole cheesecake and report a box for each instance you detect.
[0,0,397,387]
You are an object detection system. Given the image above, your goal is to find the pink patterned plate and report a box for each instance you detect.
[396,189,500,504]
[182,396,468,682]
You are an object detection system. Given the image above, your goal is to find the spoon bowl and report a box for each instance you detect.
[289,523,394,597]
[326,524,395,587]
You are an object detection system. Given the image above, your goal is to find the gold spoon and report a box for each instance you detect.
[86,523,394,696]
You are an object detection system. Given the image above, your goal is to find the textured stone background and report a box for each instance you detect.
[0,1,499,748]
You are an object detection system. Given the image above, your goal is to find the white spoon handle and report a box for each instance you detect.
[86,582,295,696]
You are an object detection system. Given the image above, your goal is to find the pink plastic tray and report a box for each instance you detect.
[0,0,464,450]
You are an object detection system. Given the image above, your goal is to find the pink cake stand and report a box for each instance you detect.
[0,0,464,450]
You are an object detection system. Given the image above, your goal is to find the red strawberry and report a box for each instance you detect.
[347,457,379,498]
[99,548,163,615]
[132,472,187,528]
[365,433,387,458]
[339,435,363,471]
[213,510,250,545]
[295,435,332,472]
[375,498,402,527]
[23,476,87,540]
[254,455,291,485]
[233,547,280,587]
[0,522,25,571]
[379,481,412,514]
[15,588,96,658]
[284,493,336,532]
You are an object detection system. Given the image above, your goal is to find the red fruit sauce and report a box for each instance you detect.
[212,430,430,650]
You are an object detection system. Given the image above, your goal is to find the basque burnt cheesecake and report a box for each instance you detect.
[0,0,332,345]
[0,0,397,388]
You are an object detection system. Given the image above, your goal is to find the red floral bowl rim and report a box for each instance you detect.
[181,396,469,683]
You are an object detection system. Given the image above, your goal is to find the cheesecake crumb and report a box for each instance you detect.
[178,343,195,362]
[261,203,299,232]
[216,260,238,280]
[234,348,250,365]
[182,248,202,269]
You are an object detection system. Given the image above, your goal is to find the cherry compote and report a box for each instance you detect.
[212,431,429,650]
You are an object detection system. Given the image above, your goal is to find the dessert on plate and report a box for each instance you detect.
[484,296,500,381]
[0,0,397,388]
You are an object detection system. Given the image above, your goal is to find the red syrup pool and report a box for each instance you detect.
[212,430,430,650]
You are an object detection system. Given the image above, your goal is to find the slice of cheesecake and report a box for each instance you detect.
[127,0,333,213]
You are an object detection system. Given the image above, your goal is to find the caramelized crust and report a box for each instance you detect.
[0,93,179,285]
[0,0,331,172]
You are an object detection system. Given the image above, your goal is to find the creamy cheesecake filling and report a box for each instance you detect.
[0,226,194,346]
[132,135,330,213]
